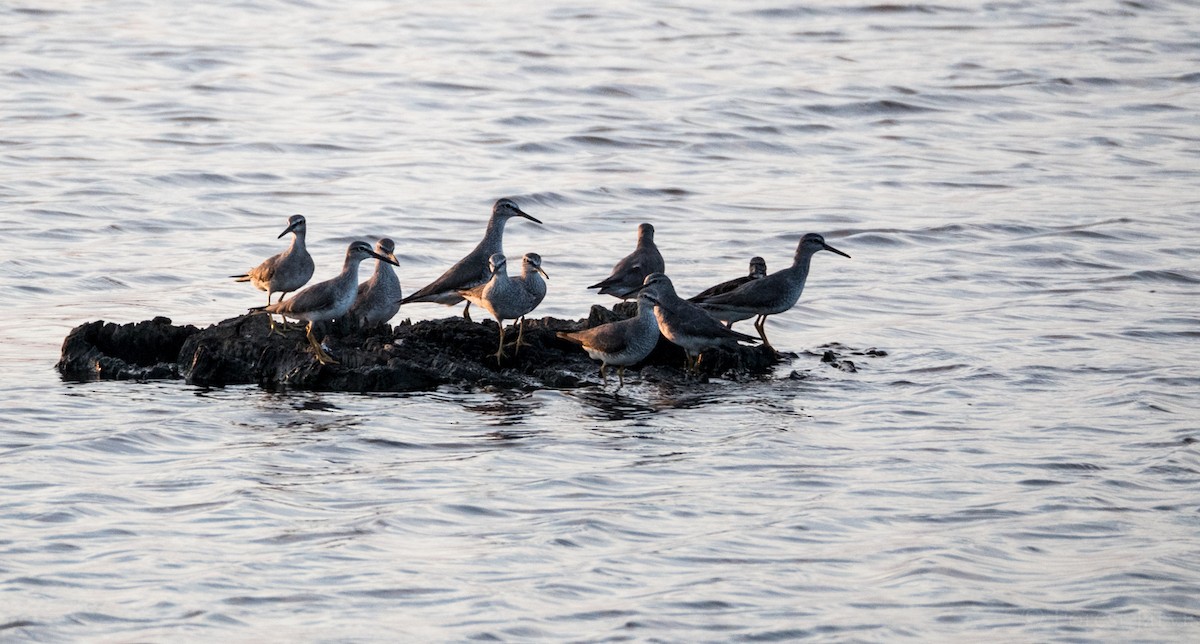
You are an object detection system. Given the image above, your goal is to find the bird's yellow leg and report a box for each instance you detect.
[508,317,530,354]
[307,323,338,365]
[493,323,508,363]
[755,315,774,352]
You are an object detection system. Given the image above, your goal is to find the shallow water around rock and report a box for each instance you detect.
[2,1,1198,640]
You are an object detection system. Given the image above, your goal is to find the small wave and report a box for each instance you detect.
[512,141,565,154]
[165,115,221,123]
[626,187,693,198]
[1122,103,1187,113]
[137,137,223,148]
[582,84,662,99]
[808,99,939,117]
[442,503,508,517]
[856,4,964,14]
[845,232,908,247]
[925,181,1011,190]
[495,115,551,127]
[1097,270,1199,284]
[343,587,454,599]
[147,172,241,186]
[222,594,328,606]
[7,67,86,84]
[413,81,492,92]
[565,134,646,148]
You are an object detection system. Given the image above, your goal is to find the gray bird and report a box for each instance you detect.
[400,198,541,320]
[458,252,548,363]
[508,252,549,353]
[557,289,659,389]
[696,233,849,352]
[231,214,315,331]
[629,272,758,372]
[254,241,397,364]
[688,256,768,324]
[588,223,665,299]
[348,238,402,328]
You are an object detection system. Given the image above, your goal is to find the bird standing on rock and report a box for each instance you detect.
[627,272,758,372]
[400,198,541,321]
[508,252,549,353]
[231,214,315,332]
[254,241,397,365]
[588,223,664,300]
[557,288,659,389]
[458,252,548,363]
[348,238,402,328]
[696,233,849,352]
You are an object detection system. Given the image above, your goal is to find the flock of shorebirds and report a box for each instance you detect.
[232,198,849,386]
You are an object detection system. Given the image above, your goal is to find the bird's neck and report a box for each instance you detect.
[291,230,307,251]
[479,215,507,254]
[519,269,545,295]
[787,252,814,283]
[657,286,682,307]
[373,259,394,278]
[341,256,363,280]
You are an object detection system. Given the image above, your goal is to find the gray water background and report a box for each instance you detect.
[1,1,1199,640]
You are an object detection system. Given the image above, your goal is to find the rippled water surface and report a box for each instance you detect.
[3,1,1199,640]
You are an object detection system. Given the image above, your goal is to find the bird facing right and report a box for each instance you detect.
[256,241,397,364]
[400,198,541,321]
[628,272,758,372]
[557,287,660,389]
[695,233,849,351]
[348,238,402,328]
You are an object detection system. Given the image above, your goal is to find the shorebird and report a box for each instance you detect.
[400,198,541,321]
[628,272,758,372]
[688,256,768,325]
[253,241,397,364]
[588,223,665,299]
[557,289,659,389]
[696,233,849,352]
[231,214,315,331]
[347,238,402,328]
[458,252,548,363]
[508,252,549,353]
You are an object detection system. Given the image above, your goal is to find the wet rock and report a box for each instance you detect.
[821,350,857,373]
[57,306,796,392]
[56,317,200,381]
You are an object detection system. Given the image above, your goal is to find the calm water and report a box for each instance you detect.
[2,0,1199,640]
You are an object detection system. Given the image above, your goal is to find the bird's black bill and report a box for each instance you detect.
[517,209,543,225]
[278,222,302,238]
[824,243,851,259]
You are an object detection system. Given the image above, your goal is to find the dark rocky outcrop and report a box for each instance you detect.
[57,305,790,392]
[56,317,201,381]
